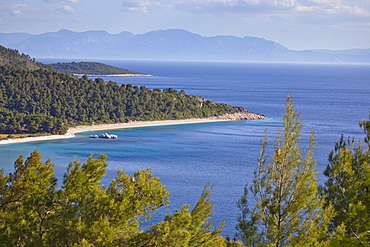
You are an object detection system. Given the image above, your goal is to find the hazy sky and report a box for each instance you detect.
[0,0,369,50]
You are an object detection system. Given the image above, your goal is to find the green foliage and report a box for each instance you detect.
[323,119,370,246]
[49,62,145,75]
[0,64,242,135]
[0,150,57,246]
[132,183,226,247]
[0,151,225,246]
[0,45,49,70]
[235,187,260,246]
[236,96,333,247]
[0,45,244,135]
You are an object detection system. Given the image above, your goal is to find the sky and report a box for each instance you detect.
[0,0,369,50]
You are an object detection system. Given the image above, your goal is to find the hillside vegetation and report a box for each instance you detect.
[49,61,147,75]
[0,46,244,135]
[0,45,48,70]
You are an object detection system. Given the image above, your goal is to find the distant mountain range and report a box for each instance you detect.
[1,29,369,63]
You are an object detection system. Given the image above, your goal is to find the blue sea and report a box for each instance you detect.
[1,60,369,238]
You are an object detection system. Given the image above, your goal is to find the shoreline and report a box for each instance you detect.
[0,112,267,146]
[73,73,152,77]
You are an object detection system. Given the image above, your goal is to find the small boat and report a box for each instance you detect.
[99,133,118,139]
[89,133,118,139]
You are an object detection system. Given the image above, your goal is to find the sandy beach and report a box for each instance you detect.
[0,111,267,146]
[0,118,226,145]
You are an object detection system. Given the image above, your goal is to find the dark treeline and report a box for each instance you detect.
[0,45,48,71]
[49,61,145,75]
[0,64,242,135]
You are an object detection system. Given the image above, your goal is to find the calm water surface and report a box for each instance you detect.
[1,60,369,237]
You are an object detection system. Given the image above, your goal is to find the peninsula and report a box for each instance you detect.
[49,61,151,76]
[0,45,267,143]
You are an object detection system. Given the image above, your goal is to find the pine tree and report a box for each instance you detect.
[134,183,226,247]
[0,151,232,246]
[323,120,370,246]
[236,96,333,247]
[0,152,171,246]
[0,150,57,246]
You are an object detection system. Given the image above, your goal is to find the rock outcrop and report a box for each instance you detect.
[214,110,268,121]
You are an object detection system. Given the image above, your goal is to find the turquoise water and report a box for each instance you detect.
[1,60,369,237]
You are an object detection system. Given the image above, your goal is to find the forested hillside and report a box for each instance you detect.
[49,61,147,75]
[0,65,243,135]
[0,45,48,70]
[0,45,247,135]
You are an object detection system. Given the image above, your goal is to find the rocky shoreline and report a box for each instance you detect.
[213,110,268,121]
